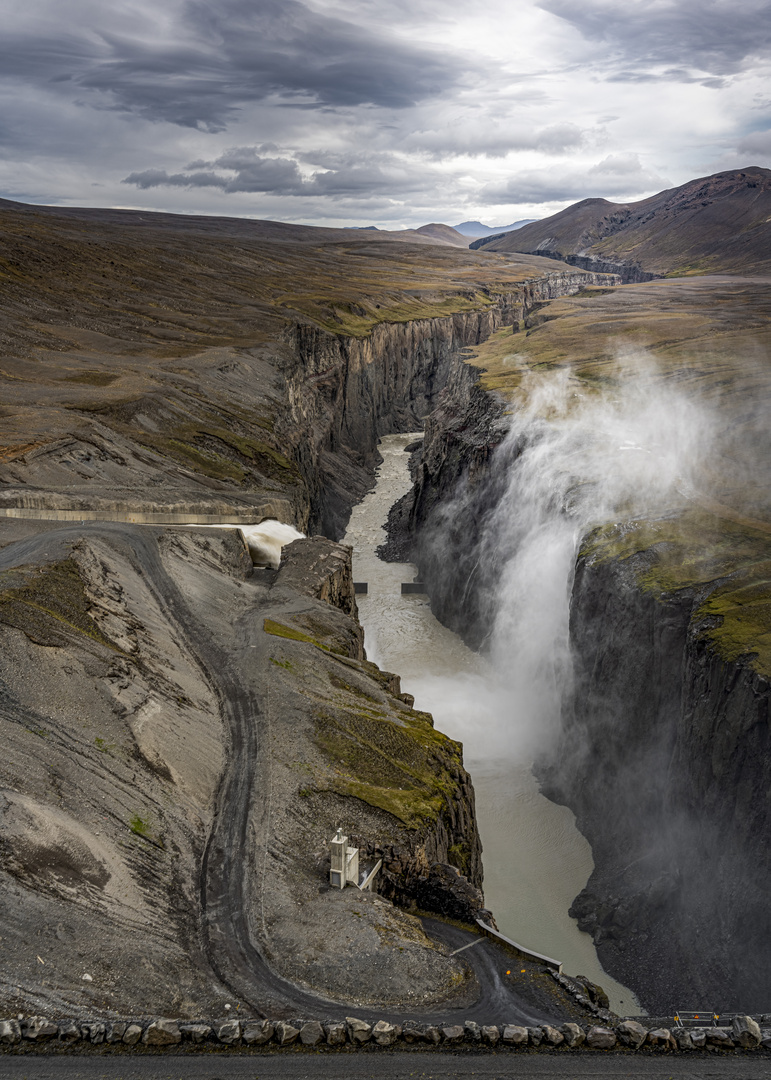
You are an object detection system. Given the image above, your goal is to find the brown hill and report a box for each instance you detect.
[0,197,458,248]
[478,167,771,280]
[412,222,471,247]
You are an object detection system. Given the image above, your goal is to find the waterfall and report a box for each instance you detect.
[471,351,713,761]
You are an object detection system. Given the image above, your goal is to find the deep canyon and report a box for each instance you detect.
[0,175,769,1021]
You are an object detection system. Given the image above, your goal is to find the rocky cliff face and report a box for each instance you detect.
[541,546,771,1014]
[470,237,656,283]
[385,271,619,646]
[281,270,617,542]
[524,251,657,284]
[280,303,520,539]
[390,284,771,1015]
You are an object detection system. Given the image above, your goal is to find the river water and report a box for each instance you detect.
[343,433,641,1015]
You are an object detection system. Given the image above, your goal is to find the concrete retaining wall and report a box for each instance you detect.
[0,507,274,524]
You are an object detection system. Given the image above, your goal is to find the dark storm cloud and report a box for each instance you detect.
[124,156,304,193]
[540,0,771,80]
[123,147,429,199]
[1,0,462,133]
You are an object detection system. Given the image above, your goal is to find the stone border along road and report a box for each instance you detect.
[2,1012,771,1054]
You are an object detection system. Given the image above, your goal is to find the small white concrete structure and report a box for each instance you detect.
[329,828,359,889]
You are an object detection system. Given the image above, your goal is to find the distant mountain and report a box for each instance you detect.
[453,219,537,237]
[474,168,771,279]
[412,223,471,247]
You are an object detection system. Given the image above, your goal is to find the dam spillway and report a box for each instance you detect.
[343,432,641,1015]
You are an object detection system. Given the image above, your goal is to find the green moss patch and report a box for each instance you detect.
[289,613,354,657]
[447,841,473,877]
[314,705,462,830]
[263,618,319,645]
[332,778,444,828]
[270,656,295,671]
[129,813,164,848]
[134,433,247,483]
[696,569,771,673]
[131,422,301,487]
[281,288,499,338]
[581,511,771,675]
[0,559,119,651]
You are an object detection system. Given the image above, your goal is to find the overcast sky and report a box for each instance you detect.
[1,0,770,228]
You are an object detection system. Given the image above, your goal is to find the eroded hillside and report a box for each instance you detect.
[478,168,771,281]
[0,199,601,1021]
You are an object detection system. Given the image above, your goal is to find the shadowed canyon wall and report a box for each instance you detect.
[400,300,771,1014]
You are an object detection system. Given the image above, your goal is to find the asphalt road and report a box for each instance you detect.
[3,1050,771,1080]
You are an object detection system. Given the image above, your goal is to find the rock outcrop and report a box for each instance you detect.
[541,542,771,1013]
[389,275,771,1014]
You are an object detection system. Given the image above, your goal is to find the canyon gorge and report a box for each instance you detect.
[0,170,769,1024]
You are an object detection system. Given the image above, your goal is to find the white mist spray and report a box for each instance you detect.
[482,350,713,760]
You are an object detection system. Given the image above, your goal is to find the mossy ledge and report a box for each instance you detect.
[313,703,464,831]
[580,509,771,677]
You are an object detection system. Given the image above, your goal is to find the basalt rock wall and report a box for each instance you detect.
[281,271,614,541]
[388,271,617,646]
[393,283,771,1014]
[280,306,518,540]
[544,550,771,1014]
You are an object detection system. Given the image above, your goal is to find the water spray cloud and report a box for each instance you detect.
[444,350,717,762]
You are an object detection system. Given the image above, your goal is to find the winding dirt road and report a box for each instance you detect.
[0,520,563,1026]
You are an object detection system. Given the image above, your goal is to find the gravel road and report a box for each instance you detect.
[0,521,569,1025]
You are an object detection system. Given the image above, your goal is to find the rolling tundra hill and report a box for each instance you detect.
[476,167,771,279]
[412,222,472,247]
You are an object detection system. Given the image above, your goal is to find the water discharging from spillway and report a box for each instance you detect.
[344,432,642,1015]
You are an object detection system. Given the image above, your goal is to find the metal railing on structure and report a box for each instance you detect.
[673,1012,720,1028]
[475,919,562,974]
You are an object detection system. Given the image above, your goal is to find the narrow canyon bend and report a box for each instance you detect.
[0,174,769,1024]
